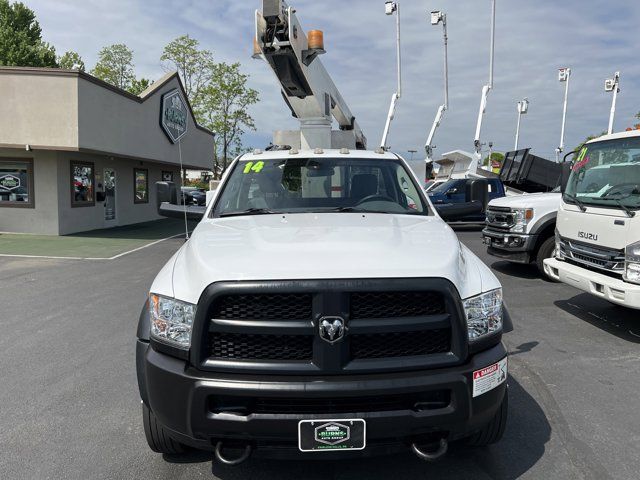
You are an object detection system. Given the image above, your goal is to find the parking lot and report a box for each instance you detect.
[1,227,639,480]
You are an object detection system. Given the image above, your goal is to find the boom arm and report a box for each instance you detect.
[255,0,366,149]
[425,10,448,163]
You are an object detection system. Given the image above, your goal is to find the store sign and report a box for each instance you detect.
[0,174,20,191]
[160,89,188,143]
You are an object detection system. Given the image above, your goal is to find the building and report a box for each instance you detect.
[0,67,214,235]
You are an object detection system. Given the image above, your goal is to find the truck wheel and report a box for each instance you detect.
[142,403,186,455]
[536,236,557,281]
[467,389,508,446]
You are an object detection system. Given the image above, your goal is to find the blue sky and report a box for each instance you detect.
[27,0,640,160]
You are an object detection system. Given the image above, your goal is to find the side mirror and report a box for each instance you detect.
[156,181,205,221]
[466,178,489,211]
[560,151,575,193]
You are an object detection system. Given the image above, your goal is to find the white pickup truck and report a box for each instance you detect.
[136,148,510,463]
[482,190,560,275]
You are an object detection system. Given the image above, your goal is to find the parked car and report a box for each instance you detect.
[180,187,207,206]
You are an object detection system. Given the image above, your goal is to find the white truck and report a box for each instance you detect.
[136,0,509,465]
[483,191,560,275]
[544,130,640,308]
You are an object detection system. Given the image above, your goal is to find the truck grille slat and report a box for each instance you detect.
[351,329,451,359]
[211,293,313,320]
[559,237,625,273]
[209,332,313,361]
[350,291,445,319]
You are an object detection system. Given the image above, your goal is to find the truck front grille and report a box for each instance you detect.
[559,237,625,274]
[199,280,464,375]
[485,206,515,230]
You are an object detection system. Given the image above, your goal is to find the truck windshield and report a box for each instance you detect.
[565,137,640,210]
[212,157,429,217]
[429,179,461,194]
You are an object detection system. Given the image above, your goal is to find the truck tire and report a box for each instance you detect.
[466,389,508,446]
[142,403,186,455]
[536,236,557,280]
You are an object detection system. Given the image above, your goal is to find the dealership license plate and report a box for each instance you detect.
[483,237,492,246]
[298,419,366,452]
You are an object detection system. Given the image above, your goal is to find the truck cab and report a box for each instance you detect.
[429,177,505,223]
[544,130,640,307]
[137,149,509,462]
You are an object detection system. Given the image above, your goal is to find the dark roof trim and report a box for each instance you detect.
[0,66,214,136]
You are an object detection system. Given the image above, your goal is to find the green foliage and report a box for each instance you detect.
[161,35,214,112]
[91,43,135,90]
[483,152,505,167]
[574,132,607,154]
[199,62,259,171]
[58,50,84,71]
[129,77,151,95]
[0,0,57,67]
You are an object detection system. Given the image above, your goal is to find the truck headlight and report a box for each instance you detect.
[510,208,534,233]
[149,294,196,349]
[624,241,640,285]
[463,288,503,341]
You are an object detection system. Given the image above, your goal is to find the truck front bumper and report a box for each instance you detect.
[482,228,538,264]
[544,258,640,308]
[137,341,507,458]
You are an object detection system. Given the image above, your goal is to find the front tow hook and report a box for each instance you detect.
[411,438,448,462]
[214,442,252,466]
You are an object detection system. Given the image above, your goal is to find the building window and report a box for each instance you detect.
[162,171,174,182]
[0,158,34,208]
[134,168,149,204]
[71,161,95,207]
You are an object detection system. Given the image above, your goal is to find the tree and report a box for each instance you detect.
[160,35,214,113]
[574,132,607,154]
[129,77,151,95]
[0,0,57,67]
[199,62,259,173]
[58,50,84,71]
[91,43,135,91]
[483,152,504,167]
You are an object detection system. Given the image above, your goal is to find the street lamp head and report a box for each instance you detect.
[385,1,398,15]
[431,10,444,25]
[518,98,529,114]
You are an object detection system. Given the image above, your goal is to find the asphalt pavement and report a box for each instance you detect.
[1,227,639,479]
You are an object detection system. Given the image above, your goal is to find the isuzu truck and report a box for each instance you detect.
[545,130,640,307]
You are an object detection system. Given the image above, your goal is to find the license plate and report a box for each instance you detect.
[298,419,366,452]
[483,237,492,246]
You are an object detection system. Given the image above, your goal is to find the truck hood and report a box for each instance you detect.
[153,213,497,304]
[489,192,561,209]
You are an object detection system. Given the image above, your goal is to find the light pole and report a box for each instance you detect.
[408,149,417,161]
[425,10,448,163]
[605,71,621,135]
[514,98,529,150]
[556,67,571,162]
[380,1,402,150]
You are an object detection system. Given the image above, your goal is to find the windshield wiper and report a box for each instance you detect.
[596,196,637,218]
[219,208,277,218]
[563,194,587,212]
[327,206,394,214]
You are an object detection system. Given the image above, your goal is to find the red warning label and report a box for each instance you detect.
[472,357,507,397]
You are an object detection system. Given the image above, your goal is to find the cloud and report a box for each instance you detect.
[28,0,640,159]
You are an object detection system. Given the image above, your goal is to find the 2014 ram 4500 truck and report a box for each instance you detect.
[136,149,509,464]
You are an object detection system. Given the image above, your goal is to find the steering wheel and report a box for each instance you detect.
[355,194,396,206]
[602,183,640,197]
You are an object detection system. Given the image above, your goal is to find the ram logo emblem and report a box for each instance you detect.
[319,317,345,344]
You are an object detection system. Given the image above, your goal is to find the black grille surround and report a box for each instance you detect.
[190,279,468,376]
[558,236,625,274]
[485,206,516,231]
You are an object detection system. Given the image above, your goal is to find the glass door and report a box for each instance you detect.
[104,168,117,226]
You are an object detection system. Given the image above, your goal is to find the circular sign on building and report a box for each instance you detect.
[160,89,189,144]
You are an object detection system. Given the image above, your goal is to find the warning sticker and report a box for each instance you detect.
[472,357,508,398]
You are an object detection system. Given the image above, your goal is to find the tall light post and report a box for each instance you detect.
[408,149,417,161]
[425,10,448,164]
[605,71,621,135]
[556,67,571,162]
[514,98,529,150]
[380,1,402,150]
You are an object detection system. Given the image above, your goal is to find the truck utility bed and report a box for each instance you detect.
[500,149,562,193]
